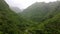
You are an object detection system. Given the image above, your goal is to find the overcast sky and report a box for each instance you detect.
[5,0,57,9]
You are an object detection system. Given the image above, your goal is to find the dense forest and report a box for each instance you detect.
[0,0,60,34]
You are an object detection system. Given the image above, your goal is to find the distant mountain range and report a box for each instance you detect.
[10,7,22,13]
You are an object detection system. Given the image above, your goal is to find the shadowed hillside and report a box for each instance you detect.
[0,0,23,34]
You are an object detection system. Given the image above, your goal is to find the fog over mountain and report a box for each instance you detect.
[4,0,57,13]
[10,7,22,13]
[5,0,57,9]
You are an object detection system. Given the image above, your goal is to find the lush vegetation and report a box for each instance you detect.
[0,0,60,34]
[0,0,23,34]
[20,1,60,34]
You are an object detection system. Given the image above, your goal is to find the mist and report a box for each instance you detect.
[5,0,57,9]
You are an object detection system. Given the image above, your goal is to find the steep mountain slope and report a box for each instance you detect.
[20,1,60,34]
[27,13,60,34]
[0,0,23,34]
[21,1,60,22]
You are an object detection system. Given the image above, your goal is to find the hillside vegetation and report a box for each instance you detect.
[0,0,60,34]
[20,1,60,34]
[0,0,23,34]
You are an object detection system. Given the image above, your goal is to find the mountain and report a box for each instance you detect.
[19,1,60,34]
[21,1,60,22]
[29,12,60,34]
[21,2,50,22]
[10,7,21,13]
[0,0,23,34]
[1,0,60,34]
